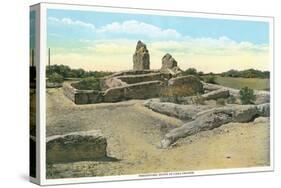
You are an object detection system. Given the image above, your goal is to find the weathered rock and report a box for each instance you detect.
[253,117,270,124]
[232,105,258,122]
[161,53,182,75]
[160,104,262,148]
[255,91,270,105]
[100,77,127,90]
[202,88,229,100]
[257,103,270,117]
[46,130,107,163]
[133,41,150,70]
[167,75,204,95]
[161,53,178,69]
[144,99,214,120]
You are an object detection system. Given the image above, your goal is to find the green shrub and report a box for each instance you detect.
[183,68,197,75]
[239,87,256,104]
[205,75,217,84]
[216,98,226,106]
[72,77,101,90]
[47,73,63,83]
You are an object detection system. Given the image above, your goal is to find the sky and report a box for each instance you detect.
[47,9,270,73]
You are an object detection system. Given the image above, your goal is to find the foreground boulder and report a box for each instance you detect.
[160,104,269,148]
[47,130,107,163]
[133,40,150,70]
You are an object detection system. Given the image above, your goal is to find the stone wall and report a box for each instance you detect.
[116,72,171,84]
[103,80,164,102]
[63,80,165,104]
[63,82,103,105]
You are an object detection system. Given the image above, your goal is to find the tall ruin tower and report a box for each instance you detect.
[133,40,150,70]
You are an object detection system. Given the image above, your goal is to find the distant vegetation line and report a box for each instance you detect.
[47,64,269,80]
[46,64,270,91]
[46,64,113,79]
[182,68,270,79]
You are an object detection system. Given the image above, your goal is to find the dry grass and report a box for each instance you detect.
[205,76,270,90]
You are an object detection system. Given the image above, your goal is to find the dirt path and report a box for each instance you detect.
[46,88,270,179]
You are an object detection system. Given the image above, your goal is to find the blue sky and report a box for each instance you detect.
[30,10,36,50]
[47,8,270,72]
[48,9,269,44]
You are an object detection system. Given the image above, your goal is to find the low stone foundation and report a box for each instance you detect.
[63,82,103,104]
[63,80,165,104]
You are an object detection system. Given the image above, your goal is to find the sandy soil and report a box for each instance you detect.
[46,88,270,179]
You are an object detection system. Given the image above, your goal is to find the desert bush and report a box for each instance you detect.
[216,98,226,106]
[72,77,101,90]
[205,75,217,84]
[47,73,63,83]
[239,87,256,104]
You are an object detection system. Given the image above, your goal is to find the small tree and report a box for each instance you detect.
[205,75,216,84]
[239,87,256,104]
[183,68,197,75]
[72,77,101,90]
[48,73,63,83]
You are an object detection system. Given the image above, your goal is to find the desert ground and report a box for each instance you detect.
[46,88,270,179]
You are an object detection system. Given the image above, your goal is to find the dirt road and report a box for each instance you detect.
[46,88,270,179]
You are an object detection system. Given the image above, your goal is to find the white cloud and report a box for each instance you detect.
[48,17,182,39]
[48,17,96,30]
[97,20,182,39]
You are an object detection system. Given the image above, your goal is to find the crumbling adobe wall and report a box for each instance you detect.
[103,80,164,102]
[63,80,165,104]
[116,72,171,84]
[63,82,103,105]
